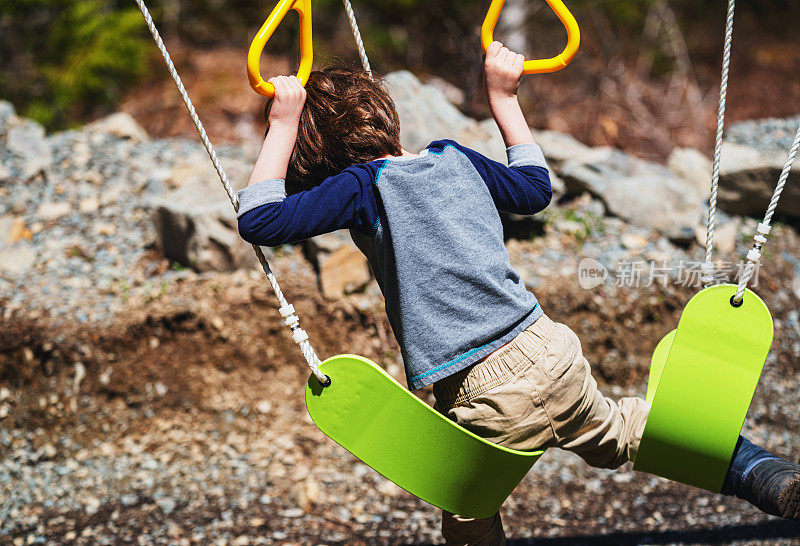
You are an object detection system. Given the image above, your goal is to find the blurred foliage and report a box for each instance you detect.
[1,0,798,129]
[0,0,149,128]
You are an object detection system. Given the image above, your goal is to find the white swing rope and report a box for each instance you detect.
[132,0,330,385]
[732,121,800,304]
[701,0,800,305]
[702,0,736,285]
[341,0,373,77]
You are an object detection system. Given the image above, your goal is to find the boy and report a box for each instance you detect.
[238,42,800,544]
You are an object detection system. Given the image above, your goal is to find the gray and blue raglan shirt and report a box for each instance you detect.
[238,140,552,390]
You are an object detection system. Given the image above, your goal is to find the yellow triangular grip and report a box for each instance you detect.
[481,0,580,74]
[247,0,313,97]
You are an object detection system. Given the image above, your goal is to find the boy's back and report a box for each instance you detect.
[355,140,549,389]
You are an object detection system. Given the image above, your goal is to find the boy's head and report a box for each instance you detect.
[264,66,402,194]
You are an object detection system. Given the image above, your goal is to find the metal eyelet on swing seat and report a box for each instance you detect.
[730,295,744,308]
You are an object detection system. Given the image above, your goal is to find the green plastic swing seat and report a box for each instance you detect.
[305,355,544,519]
[634,284,773,492]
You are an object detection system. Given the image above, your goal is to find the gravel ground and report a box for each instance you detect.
[3,107,800,544]
[728,117,800,155]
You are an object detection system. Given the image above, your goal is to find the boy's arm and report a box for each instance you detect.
[238,75,381,246]
[237,164,381,247]
[247,76,306,186]
[437,140,551,215]
[484,41,536,148]
[451,42,549,215]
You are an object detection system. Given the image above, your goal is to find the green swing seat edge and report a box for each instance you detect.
[634,284,773,493]
[305,354,544,519]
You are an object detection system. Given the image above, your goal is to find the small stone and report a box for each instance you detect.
[157,497,177,515]
[40,443,57,460]
[84,496,101,515]
[376,479,402,498]
[0,243,37,276]
[36,201,72,221]
[79,197,99,213]
[620,234,648,250]
[0,216,31,246]
[94,223,116,236]
[289,478,320,511]
[5,119,52,179]
[86,112,149,142]
[255,400,272,414]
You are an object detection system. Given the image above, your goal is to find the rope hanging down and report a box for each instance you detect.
[132,0,329,385]
[342,0,373,77]
[732,120,800,304]
[702,0,736,286]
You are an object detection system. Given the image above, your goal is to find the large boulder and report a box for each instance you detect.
[667,147,712,200]
[0,101,52,181]
[559,148,703,242]
[385,71,507,162]
[532,130,592,170]
[718,141,800,218]
[151,180,257,272]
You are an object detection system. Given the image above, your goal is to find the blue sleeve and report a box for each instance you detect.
[430,140,553,215]
[236,162,383,246]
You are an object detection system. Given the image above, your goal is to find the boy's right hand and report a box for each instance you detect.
[484,41,525,105]
[267,75,307,127]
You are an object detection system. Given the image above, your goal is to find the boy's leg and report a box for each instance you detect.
[532,322,651,469]
[721,436,800,521]
[433,316,564,546]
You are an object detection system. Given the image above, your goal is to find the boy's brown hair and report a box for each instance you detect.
[265,66,402,194]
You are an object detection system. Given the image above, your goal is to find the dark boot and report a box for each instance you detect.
[722,436,800,521]
[738,458,800,520]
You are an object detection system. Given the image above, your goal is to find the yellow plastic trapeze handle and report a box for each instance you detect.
[247,0,313,97]
[481,0,580,74]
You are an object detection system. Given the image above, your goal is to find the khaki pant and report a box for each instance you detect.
[432,315,651,545]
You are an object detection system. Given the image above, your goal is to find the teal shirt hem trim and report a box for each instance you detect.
[409,302,540,384]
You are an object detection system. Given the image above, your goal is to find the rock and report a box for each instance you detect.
[559,148,703,241]
[718,141,800,219]
[4,242,36,279]
[533,130,592,170]
[289,478,320,511]
[727,115,800,155]
[385,71,506,161]
[695,220,739,255]
[304,232,371,299]
[0,214,37,277]
[0,101,15,136]
[255,400,272,414]
[0,215,31,246]
[0,116,52,180]
[422,76,466,107]
[36,201,72,221]
[667,147,712,199]
[151,181,258,272]
[79,197,99,213]
[621,234,649,250]
[86,112,149,142]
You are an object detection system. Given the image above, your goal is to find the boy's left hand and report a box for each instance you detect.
[268,75,307,127]
[484,41,525,103]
